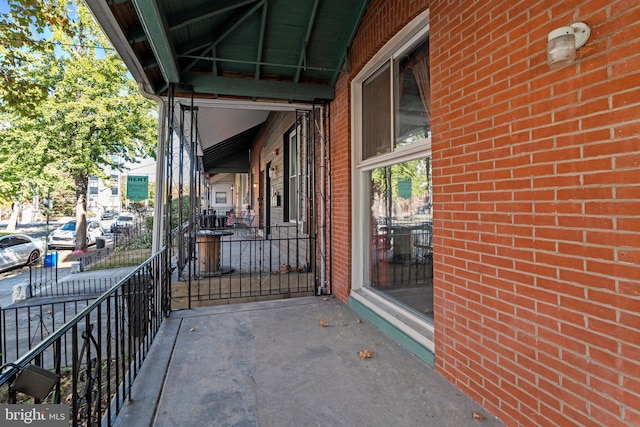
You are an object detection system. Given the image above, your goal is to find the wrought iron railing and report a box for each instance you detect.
[29,276,125,300]
[1,297,98,365]
[175,225,317,305]
[25,230,153,299]
[0,247,170,427]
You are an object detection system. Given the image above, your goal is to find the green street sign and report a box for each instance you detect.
[126,175,148,201]
[398,178,412,199]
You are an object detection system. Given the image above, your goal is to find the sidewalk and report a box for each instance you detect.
[114,297,504,427]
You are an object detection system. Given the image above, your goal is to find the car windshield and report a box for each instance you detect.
[60,222,76,231]
[119,216,133,221]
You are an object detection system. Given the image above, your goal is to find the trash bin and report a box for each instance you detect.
[95,237,105,249]
[44,252,58,267]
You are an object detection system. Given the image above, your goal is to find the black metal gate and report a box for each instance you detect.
[160,88,332,308]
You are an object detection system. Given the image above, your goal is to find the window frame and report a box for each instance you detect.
[288,127,299,223]
[352,11,431,292]
[350,9,434,350]
[215,192,227,204]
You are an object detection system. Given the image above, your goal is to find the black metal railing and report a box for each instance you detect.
[24,228,153,300]
[1,297,98,365]
[79,248,152,273]
[0,247,170,427]
[370,222,433,288]
[176,225,316,304]
[28,276,126,300]
[28,255,60,289]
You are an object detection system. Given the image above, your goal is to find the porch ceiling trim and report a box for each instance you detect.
[130,0,180,84]
[186,74,334,102]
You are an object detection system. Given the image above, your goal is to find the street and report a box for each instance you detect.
[0,218,117,307]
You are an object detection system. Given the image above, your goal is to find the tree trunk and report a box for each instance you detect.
[5,201,19,232]
[74,174,89,251]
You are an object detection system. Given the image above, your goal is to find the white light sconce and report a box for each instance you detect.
[547,22,590,70]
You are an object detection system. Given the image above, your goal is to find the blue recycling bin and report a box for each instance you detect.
[44,252,58,267]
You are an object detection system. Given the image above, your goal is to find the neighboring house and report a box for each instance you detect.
[88,1,640,425]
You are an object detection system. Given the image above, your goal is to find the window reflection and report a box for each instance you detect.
[368,158,433,318]
[395,39,430,148]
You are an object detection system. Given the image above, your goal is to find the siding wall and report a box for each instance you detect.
[331,0,640,425]
[261,111,295,227]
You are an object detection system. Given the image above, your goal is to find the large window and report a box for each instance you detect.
[368,159,432,317]
[353,17,433,322]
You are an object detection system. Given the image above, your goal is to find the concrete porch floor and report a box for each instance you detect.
[114,297,503,427]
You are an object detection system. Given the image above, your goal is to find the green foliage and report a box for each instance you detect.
[170,195,191,227]
[0,0,73,115]
[371,158,430,200]
[0,1,158,241]
[114,233,152,252]
[145,216,154,231]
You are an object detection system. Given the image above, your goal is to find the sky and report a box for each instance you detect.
[125,156,157,180]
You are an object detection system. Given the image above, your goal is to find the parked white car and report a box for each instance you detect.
[48,220,105,249]
[0,234,45,272]
[110,214,135,233]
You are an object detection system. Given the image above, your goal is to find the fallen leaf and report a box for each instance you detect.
[322,297,329,301]
[355,319,362,324]
[359,349,374,360]
[472,411,484,421]
[373,341,379,346]
[319,319,329,327]
[189,327,195,332]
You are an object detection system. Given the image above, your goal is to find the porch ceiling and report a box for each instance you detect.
[88,0,370,103]
[203,122,263,173]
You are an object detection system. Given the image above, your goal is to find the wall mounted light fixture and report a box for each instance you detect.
[547,22,590,70]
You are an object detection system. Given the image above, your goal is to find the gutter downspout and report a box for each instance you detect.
[316,105,327,295]
[138,83,166,254]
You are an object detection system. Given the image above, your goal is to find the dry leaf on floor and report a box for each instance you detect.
[189,327,196,332]
[319,319,329,327]
[355,319,362,324]
[373,341,379,346]
[472,411,484,421]
[322,297,329,301]
[359,349,373,360]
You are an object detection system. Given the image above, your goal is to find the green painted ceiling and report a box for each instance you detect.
[95,0,370,102]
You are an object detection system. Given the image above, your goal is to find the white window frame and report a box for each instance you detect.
[215,192,227,204]
[350,9,434,348]
[288,127,299,223]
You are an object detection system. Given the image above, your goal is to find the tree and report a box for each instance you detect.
[0,0,73,116]
[0,2,157,249]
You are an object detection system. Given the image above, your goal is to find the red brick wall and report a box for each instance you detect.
[328,71,351,302]
[429,1,640,426]
[331,0,640,425]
